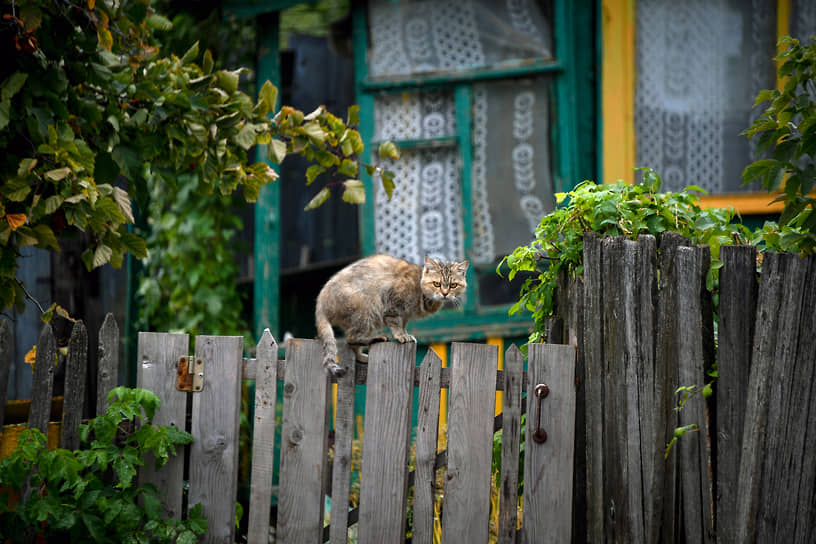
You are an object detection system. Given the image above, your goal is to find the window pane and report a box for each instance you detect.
[367,0,553,78]
[635,1,777,194]
[374,90,456,141]
[375,148,465,265]
[471,77,555,266]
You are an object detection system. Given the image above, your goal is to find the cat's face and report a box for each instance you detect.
[421,257,469,305]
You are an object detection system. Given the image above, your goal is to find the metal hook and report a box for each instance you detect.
[532,383,549,443]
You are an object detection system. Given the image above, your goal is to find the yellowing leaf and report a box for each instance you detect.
[45,167,71,181]
[259,81,278,113]
[97,26,113,51]
[267,139,287,164]
[342,179,365,205]
[305,186,331,211]
[6,213,26,230]
[88,0,96,9]
[378,141,400,160]
[25,345,36,366]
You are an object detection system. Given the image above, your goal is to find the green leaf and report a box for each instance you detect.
[337,158,358,178]
[304,186,331,211]
[146,13,173,31]
[342,179,365,204]
[258,81,278,113]
[347,104,360,126]
[380,173,395,200]
[202,49,214,74]
[32,224,58,250]
[378,141,400,160]
[121,232,147,259]
[45,167,72,181]
[305,165,325,185]
[268,139,287,164]
[1,72,28,101]
[303,121,326,144]
[181,41,200,64]
[215,70,240,94]
[234,123,257,150]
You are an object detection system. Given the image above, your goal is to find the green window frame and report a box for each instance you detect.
[351,0,593,343]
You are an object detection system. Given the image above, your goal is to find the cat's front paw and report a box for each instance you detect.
[395,333,416,343]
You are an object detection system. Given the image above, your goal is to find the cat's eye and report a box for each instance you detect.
[450,283,458,288]
[433,281,441,287]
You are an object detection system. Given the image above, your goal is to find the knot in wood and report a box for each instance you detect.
[284,382,295,395]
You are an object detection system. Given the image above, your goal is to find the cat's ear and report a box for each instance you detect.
[424,256,434,272]
[455,260,469,273]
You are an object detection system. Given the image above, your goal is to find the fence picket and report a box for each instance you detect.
[96,313,119,416]
[498,344,523,543]
[716,245,758,542]
[522,343,576,544]
[61,320,88,450]
[277,339,330,544]
[0,319,11,429]
[412,348,443,544]
[441,342,498,544]
[137,332,189,519]
[328,345,357,544]
[755,255,815,542]
[358,341,416,544]
[675,246,714,543]
[28,323,56,435]
[247,330,279,544]
[189,335,244,544]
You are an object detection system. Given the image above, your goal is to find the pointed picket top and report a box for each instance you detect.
[29,322,57,434]
[61,320,88,450]
[97,313,119,416]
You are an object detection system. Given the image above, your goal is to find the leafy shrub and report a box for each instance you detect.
[0,387,206,543]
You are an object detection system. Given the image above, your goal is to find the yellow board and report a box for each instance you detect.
[487,338,504,417]
[0,422,61,458]
[430,342,447,452]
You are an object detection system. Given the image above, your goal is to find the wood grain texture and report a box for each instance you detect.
[247,330,278,544]
[136,332,189,520]
[412,348,442,544]
[581,232,605,543]
[96,313,119,416]
[0,319,12,429]
[329,345,357,544]
[521,343,576,544]
[498,344,523,544]
[357,341,417,544]
[441,342,498,544]
[60,320,88,450]
[674,246,714,543]
[189,335,244,544]
[715,245,757,543]
[277,338,330,544]
[28,323,56,435]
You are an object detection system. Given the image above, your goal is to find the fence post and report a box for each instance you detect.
[0,319,11,429]
[96,313,119,416]
[498,344,524,543]
[247,330,279,544]
[189,334,244,544]
[412,348,443,544]
[358,341,417,544]
[137,332,190,519]
[328,345,357,544]
[522,343,576,544]
[61,320,88,450]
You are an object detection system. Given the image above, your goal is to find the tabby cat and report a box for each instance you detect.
[315,254,469,377]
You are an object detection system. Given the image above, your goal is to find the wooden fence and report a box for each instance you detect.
[0,313,119,453]
[549,233,816,543]
[135,333,577,543]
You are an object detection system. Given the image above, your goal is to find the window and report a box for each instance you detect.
[352,0,592,342]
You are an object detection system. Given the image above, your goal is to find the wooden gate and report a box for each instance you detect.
[136,333,576,543]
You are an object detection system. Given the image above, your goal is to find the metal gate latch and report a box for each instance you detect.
[177,356,204,392]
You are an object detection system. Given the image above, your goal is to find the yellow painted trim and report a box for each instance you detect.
[700,193,785,214]
[332,382,338,427]
[487,337,504,416]
[431,342,447,452]
[601,0,636,185]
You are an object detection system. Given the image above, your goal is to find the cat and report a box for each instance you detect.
[315,254,469,377]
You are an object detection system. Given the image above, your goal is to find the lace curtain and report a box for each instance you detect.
[368,0,554,266]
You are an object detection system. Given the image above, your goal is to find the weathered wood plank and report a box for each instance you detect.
[412,348,442,544]
[566,276,587,544]
[358,341,417,544]
[60,320,88,450]
[755,254,813,542]
[277,338,330,544]
[328,345,357,544]
[137,332,189,520]
[655,231,690,544]
[716,245,757,543]
[0,319,11,429]
[674,246,714,543]
[28,323,57,435]
[247,330,278,544]
[441,342,498,544]
[96,313,119,416]
[735,252,791,543]
[521,343,576,544]
[498,344,523,544]
[189,335,244,544]
[581,231,605,543]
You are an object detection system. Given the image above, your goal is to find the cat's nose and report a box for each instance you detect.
[441,288,449,296]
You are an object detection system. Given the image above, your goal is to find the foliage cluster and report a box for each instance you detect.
[742,35,816,251]
[0,387,205,543]
[500,168,743,344]
[0,0,397,334]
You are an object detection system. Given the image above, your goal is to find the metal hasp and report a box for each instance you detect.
[177,356,204,392]
[532,383,550,443]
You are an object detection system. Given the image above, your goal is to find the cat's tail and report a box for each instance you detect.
[316,305,346,378]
